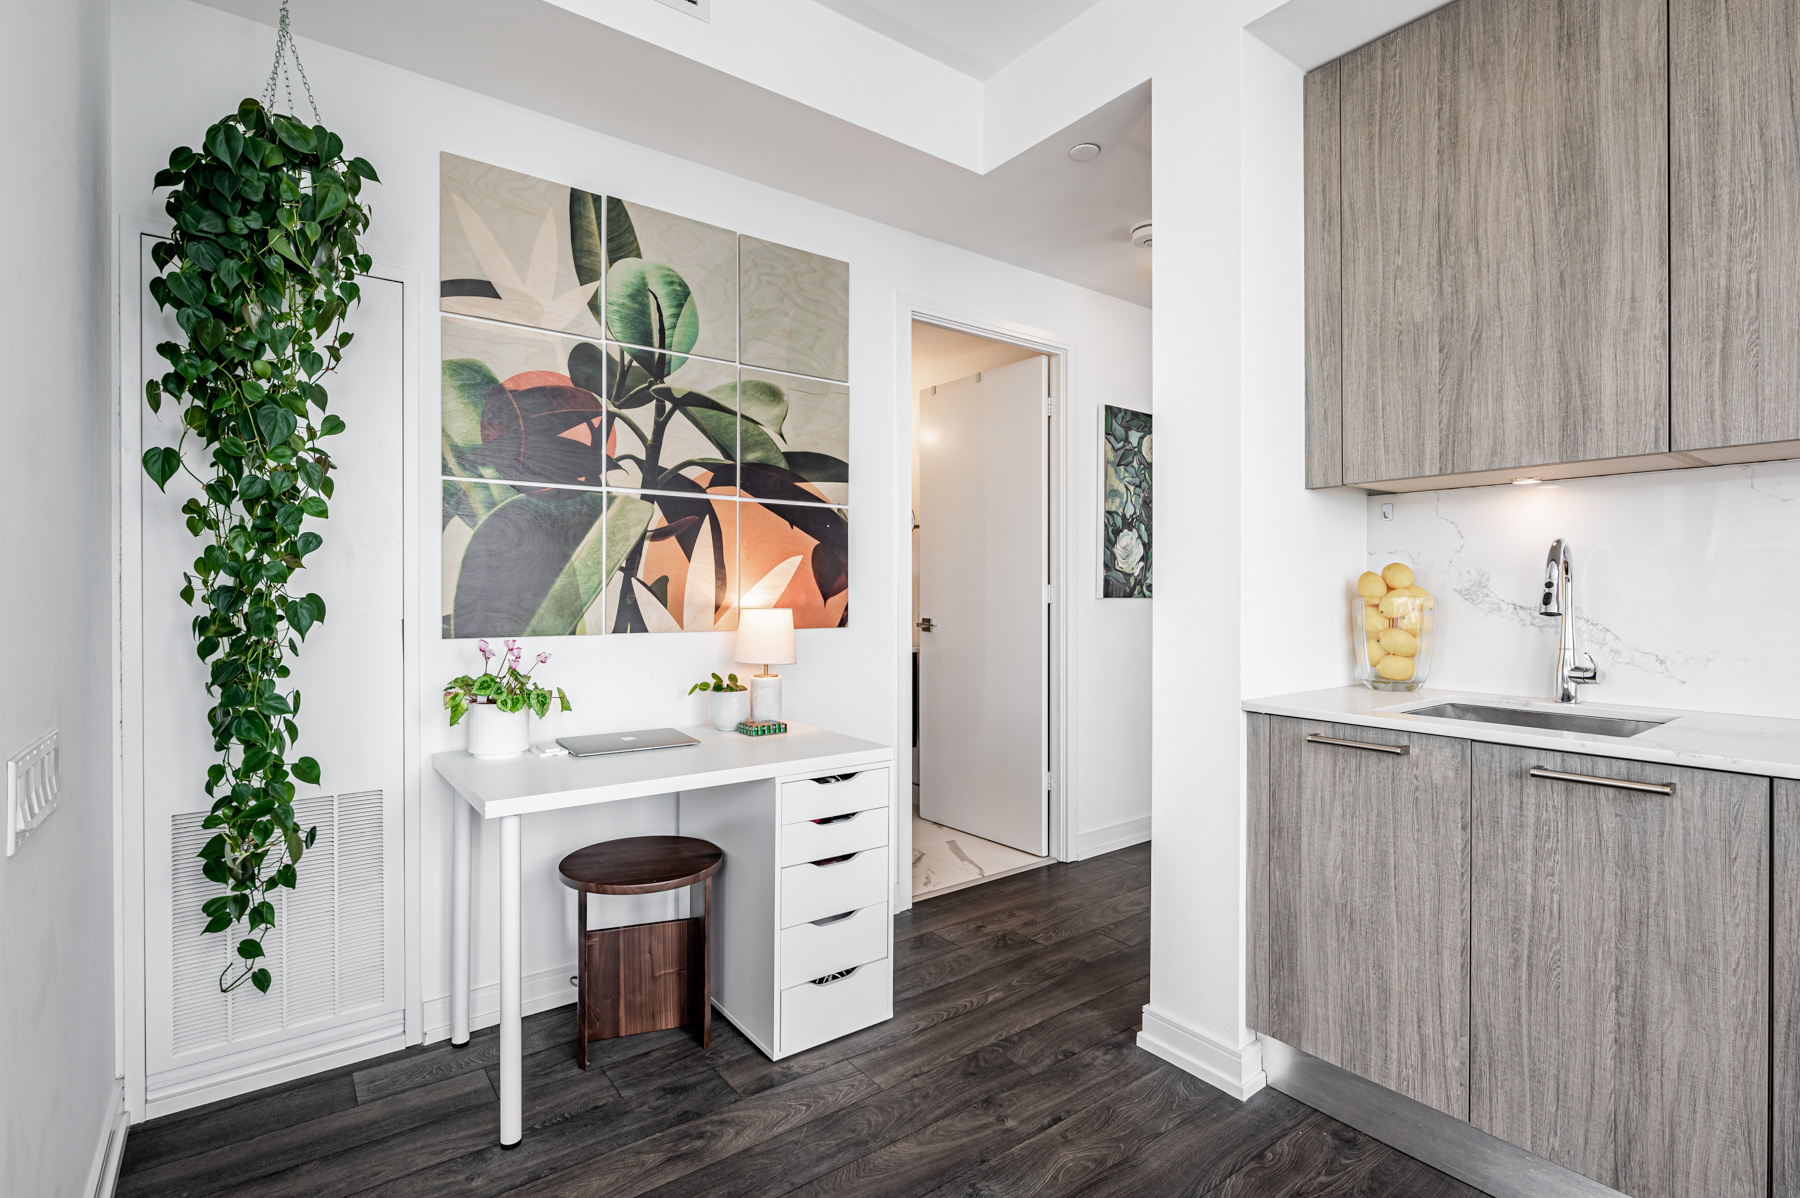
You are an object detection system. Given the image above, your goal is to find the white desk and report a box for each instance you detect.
[433,724,894,1145]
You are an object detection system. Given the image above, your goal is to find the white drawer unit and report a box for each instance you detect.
[780,806,888,867]
[780,849,888,928]
[780,902,888,988]
[682,763,895,1060]
[780,956,894,1057]
[781,768,889,824]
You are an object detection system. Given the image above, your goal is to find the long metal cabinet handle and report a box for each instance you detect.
[1303,733,1409,755]
[1529,766,1674,796]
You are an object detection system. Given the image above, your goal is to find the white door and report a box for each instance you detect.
[135,234,407,1117]
[917,356,1049,855]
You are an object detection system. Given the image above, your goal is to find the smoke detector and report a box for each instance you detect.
[1068,142,1101,162]
[1130,222,1153,248]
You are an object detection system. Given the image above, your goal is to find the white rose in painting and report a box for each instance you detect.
[1141,434,1151,463]
[1113,528,1144,574]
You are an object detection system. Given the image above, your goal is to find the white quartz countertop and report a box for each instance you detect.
[1242,686,1800,781]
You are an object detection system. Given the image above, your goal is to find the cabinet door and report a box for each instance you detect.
[1247,715,1470,1117]
[1337,0,1668,484]
[1470,744,1768,1198]
[1672,0,1800,451]
[1303,61,1343,489]
[1778,780,1800,1198]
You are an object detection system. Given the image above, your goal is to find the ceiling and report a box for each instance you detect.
[911,322,1044,392]
[810,0,1109,80]
[197,0,1152,305]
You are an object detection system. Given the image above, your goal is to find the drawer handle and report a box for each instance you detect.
[811,909,858,927]
[812,811,860,825]
[1304,733,1409,755]
[1529,766,1674,796]
[810,773,862,785]
[809,966,860,986]
[810,852,859,868]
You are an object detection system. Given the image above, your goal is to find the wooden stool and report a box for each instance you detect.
[557,835,723,1068]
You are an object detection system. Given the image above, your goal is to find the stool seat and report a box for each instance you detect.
[558,835,723,895]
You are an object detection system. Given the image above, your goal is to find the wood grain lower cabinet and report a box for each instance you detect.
[1469,744,1768,1198]
[1778,781,1800,1198]
[1247,714,1471,1117]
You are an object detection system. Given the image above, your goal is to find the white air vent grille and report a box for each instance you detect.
[170,790,386,1055]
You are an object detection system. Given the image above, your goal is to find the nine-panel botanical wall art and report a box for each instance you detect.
[1101,405,1152,598]
[439,153,852,638]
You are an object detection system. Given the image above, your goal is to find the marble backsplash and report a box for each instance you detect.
[1367,459,1800,719]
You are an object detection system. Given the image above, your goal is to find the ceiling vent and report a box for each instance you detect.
[654,0,710,20]
[1130,222,1153,249]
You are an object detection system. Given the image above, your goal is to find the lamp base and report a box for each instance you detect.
[751,673,783,723]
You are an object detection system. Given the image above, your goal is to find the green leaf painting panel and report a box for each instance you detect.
[441,316,607,489]
[603,345,740,494]
[442,488,610,638]
[740,498,849,629]
[438,153,601,336]
[603,200,736,363]
[604,489,740,634]
[1102,405,1152,599]
[739,236,849,383]
[739,368,849,505]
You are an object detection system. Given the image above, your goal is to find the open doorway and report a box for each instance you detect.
[909,321,1057,900]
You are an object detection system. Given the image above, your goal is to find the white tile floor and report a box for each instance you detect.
[912,808,1050,899]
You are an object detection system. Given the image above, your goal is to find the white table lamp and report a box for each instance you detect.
[735,608,796,723]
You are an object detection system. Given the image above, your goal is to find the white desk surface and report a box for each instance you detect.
[432,723,893,818]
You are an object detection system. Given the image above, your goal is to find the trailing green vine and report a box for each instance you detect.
[143,96,378,994]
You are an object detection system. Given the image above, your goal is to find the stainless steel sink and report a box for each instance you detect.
[1404,702,1670,739]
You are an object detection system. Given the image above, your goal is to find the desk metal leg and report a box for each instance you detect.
[450,796,471,1046]
[498,813,522,1146]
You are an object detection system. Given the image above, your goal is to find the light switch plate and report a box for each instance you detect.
[653,0,710,20]
[7,730,59,856]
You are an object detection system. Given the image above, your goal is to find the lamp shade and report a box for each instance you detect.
[735,608,796,666]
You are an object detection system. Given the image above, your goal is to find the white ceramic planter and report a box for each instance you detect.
[467,702,529,757]
[709,689,751,732]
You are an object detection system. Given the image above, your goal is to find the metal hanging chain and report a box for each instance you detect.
[261,0,321,124]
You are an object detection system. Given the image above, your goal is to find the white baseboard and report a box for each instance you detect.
[85,1082,128,1198]
[144,1011,407,1120]
[422,962,578,1044]
[1075,815,1151,859]
[1137,1006,1267,1100]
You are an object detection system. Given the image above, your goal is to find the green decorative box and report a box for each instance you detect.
[736,720,788,737]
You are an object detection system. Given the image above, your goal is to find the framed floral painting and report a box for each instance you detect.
[1102,405,1151,598]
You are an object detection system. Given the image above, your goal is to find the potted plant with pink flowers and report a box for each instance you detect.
[444,639,571,757]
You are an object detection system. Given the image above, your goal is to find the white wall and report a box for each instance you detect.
[1368,462,1800,719]
[113,0,1150,1043]
[0,0,120,1192]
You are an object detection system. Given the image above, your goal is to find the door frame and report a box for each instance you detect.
[894,293,1078,912]
[113,215,423,1119]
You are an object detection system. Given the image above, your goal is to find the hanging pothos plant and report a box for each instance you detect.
[143,94,378,993]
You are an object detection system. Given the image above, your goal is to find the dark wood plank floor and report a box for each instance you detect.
[118,842,1481,1198]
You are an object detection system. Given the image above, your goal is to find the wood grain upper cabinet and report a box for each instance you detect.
[1470,744,1768,1198]
[1247,714,1470,1118]
[1672,0,1800,452]
[1335,0,1669,486]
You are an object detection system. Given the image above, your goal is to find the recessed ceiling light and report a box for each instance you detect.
[1068,142,1101,162]
[1511,477,1542,485]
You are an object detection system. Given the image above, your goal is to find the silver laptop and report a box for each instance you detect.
[556,728,701,757]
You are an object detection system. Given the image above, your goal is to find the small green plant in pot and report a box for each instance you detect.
[446,639,571,756]
[689,673,749,732]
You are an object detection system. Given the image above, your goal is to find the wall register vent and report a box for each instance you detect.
[170,790,386,1054]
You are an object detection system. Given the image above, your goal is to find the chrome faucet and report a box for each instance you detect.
[1538,538,1599,702]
